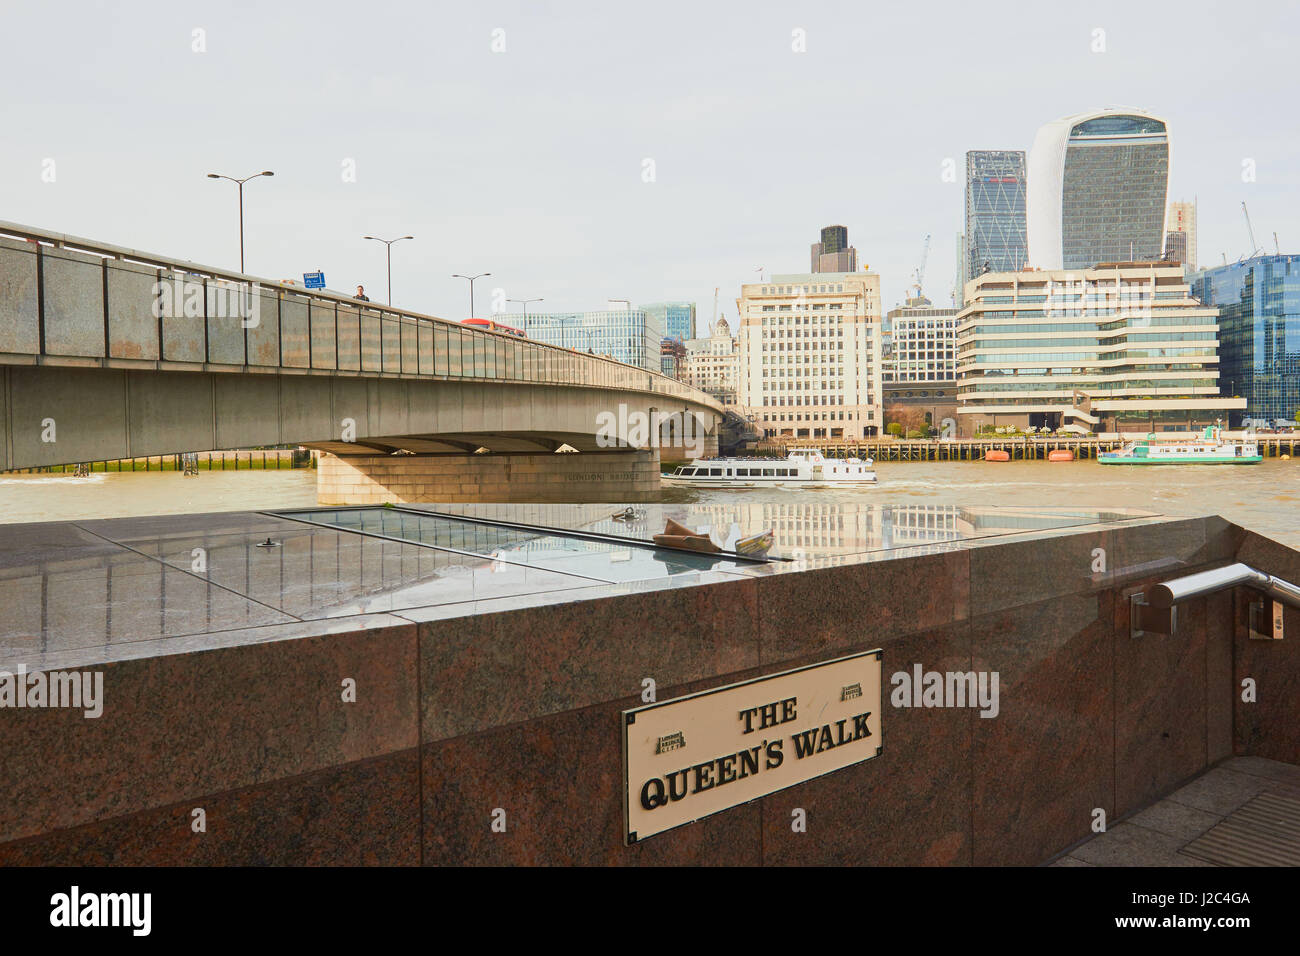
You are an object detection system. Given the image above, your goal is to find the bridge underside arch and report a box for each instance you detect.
[0,366,719,501]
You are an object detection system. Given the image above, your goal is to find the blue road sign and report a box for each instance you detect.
[303,272,326,289]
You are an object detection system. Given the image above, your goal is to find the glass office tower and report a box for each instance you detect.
[964,151,1028,281]
[643,302,696,343]
[521,308,663,370]
[811,225,858,273]
[1028,109,1170,270]
[1190,255,1300,425]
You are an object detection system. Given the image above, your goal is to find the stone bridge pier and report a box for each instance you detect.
[317,447,663,504]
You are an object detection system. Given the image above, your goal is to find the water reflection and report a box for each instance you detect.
[576,502,1149,560]
[0,503,1150,663]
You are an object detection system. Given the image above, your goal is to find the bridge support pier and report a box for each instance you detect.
[659,429,719,466]
[317,448,662,504]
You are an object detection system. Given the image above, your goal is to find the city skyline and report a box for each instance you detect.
[1,1,1296,320]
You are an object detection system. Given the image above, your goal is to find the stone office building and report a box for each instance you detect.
[882,296,960,431]
[737,272,884,439]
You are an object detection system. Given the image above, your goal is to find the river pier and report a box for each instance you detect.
[769,435,1300,462]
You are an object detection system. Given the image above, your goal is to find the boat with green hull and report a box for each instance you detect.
[1098,426,1261,465]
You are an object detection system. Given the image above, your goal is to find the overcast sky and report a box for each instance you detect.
[2,0,1296,332]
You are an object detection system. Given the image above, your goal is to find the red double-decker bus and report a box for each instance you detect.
[462,318,526,338]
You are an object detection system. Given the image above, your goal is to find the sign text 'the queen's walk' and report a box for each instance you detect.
[623,651,882,843]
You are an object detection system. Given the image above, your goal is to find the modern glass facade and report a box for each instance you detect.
[520,308,663,370]
[955,263,1243,433]
[820,225,848,254]
[1028,109,1170,271]
[964,151,1027,281]
[811,224,858,273]
[1190,255,1300,425]
[1060,116,1169,269]
[643,301,696,342]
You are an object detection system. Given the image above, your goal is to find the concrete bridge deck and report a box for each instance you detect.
[0,221,721,499]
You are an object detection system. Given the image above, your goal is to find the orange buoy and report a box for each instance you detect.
[1048,449,1075,462]
[984,450,1010,462]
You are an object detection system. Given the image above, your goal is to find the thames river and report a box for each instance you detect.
[2,460,1298,549]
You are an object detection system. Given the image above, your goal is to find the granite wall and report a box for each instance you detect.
[2,514,1295,866]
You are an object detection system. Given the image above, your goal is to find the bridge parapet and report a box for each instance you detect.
[0,220,720,413]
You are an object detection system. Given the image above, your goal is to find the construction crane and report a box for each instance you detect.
[911,234,931,300]
[1242,202,1262,259]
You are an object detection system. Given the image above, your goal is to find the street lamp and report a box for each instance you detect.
[206,170,274,273]
[452,273,491,319]
[507,297,543,326]
[363,235,414,304]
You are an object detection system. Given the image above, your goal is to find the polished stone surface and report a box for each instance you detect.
[759,622,972,866]
[1235,530,1300,765]
[422,694,764,866]
[2,504,1287,867]
[0,750,420,866]
[1113,583,1210,816]
[971,592,1114,865]
[0,503,1161,671]
[0,622,418,843]
[420,577,760,742]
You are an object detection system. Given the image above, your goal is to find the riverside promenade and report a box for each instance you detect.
[1,501,1298,865]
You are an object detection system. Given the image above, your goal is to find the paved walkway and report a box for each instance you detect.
[1054,757,1300,866]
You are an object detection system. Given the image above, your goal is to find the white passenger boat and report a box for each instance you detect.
[662,449,877,488]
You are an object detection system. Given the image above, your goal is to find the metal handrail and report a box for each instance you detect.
[1148,562,1300,609]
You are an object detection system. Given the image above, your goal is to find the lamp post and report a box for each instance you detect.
[363,235,414,304]
[452,273,491,319]
[507,297,543,329]
[206,170,274,273]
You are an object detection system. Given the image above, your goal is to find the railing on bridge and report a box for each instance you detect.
[0,220,721,413]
